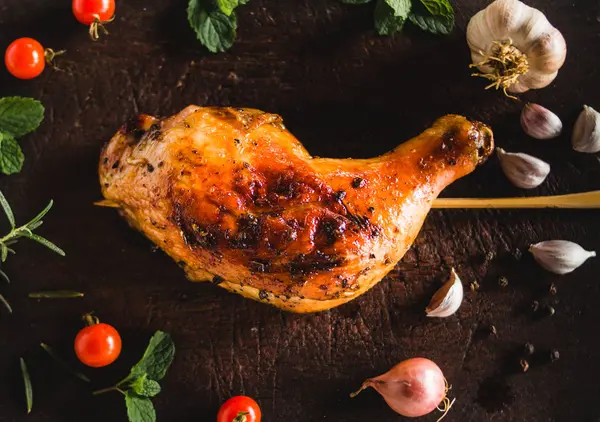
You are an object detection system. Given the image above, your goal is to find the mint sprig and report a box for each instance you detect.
[342,0,454,36]
[187,0,250,53]
[0,97,44,175]
[93,331,175,422]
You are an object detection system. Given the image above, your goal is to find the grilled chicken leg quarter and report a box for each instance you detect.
[99,106,493,313]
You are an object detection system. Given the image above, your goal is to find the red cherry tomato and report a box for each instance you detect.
[72,0,115,25]
[74,322,122,368]
[217,396,261,422]
[5,38,45,80]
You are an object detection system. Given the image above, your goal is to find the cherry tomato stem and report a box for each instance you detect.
[217,396,261,422]
[72,0,116,41]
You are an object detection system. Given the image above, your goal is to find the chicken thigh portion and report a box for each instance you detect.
[99,106,493,312]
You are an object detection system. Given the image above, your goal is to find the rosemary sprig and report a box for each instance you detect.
[0,190,65,314]
[0,191,65,260]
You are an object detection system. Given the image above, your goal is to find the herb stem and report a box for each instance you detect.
[92,386,124,396]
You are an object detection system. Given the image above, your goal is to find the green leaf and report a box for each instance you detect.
[131,374,162,397]
[188,0,237,53]
[0,292,12,313]
[0,132,24,175]
[239,0,250,3]
[25,200,53,229]
[0,190,15,228]
[125,391,156,422]
[0,268,10,283]
[0,97,44,138]
[1,244,8,262]
[340,0,373,4]
[40,343,91,383]
[22,233,65,256]
[374,0,407,35]
[384,0,411,16]
[409,0,454,35]
[216,0,238,15]
[130,331,175,381]
[20,358,33,414]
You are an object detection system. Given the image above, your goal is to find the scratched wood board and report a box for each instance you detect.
[0,0,599,421]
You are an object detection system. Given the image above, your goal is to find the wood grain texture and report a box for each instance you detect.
[0,0,599,421]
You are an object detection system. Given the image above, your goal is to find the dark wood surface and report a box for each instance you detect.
[1,0,599,421]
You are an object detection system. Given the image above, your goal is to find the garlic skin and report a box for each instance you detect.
[572,105,600,153]
[530,240,596,274]
[497,148,550,189]
[521,103,562,139]
[467,0,567,95]
[426,268,463,318]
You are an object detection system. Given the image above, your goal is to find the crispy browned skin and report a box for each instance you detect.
[99,106,493,313]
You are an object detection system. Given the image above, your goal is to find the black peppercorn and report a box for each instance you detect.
[550,349,560,362]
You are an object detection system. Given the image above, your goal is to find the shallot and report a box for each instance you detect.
[350,357,454,421]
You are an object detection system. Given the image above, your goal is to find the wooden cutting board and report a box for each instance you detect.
[0,0,598,420]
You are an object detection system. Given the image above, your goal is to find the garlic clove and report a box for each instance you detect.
[497,148,550,189]
[529,240,596,275]
[572,105,600,153]
[521,103,562,139]
[426,268,463,318]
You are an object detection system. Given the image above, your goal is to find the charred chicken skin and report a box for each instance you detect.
[99,106,493,313]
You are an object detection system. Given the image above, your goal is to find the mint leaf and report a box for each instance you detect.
[0,132,24,175]
[385,0,411,16]
[131,374,161,397]
[187,0,237,53]
[125,391,156,422]
[0,97,44,138]
[409,0,454,35]
[216,0,238,15]
[340,0,373,4]
[130,331,175,381]
[374,0,407,35]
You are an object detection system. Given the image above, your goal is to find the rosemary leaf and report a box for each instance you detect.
[22,233,65,256]
[0,292,12,313]
[25,200,53,228]
[40,343,90,383]
[29,290,84,299]
[20,357,33,414]
[28,220,43,231]
[1,244,7,262]
[0,268,9,283]
[0,190,15,228]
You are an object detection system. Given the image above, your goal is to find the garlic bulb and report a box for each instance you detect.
[426,268,463,318]
[521,103,562,140]
[572,105,600,153]
[529,240,596,274]
[497,148,550,189]
[467,0,567,97]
